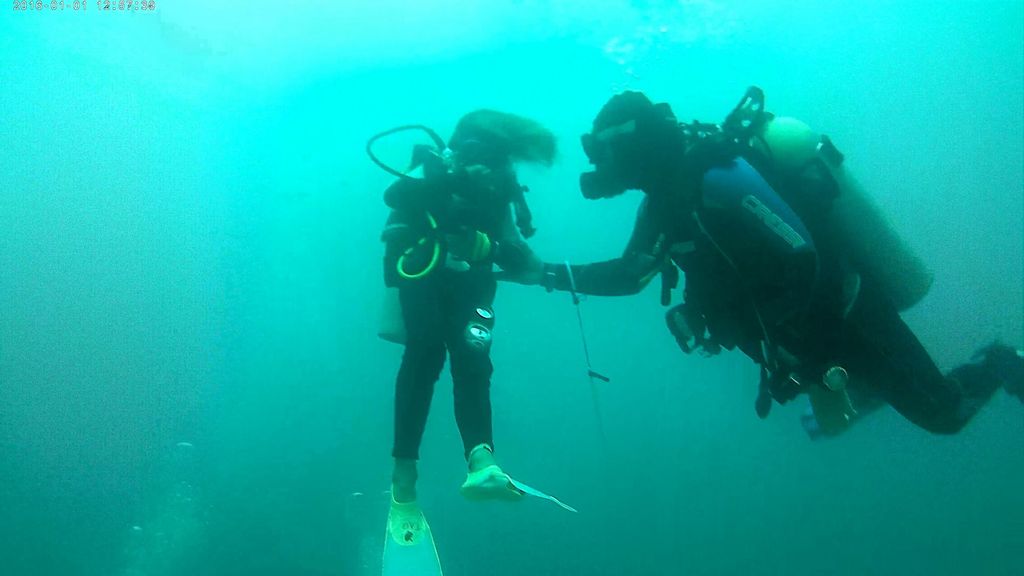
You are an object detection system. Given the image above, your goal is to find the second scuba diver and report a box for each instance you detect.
[513,88,1023,438]
[371,110,555,548]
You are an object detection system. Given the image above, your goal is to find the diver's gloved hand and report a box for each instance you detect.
[493,240,543,284]
[977,344,1024,402]
[665,303,721,357]
[445,228,492,263]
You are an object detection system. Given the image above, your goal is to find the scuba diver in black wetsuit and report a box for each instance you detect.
[514,89,1024,437]
[370,110,553,538]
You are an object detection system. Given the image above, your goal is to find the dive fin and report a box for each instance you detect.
[508,478,579,513]
[382,499,443,576]
[460,465,578,513]
[460,465,524,503]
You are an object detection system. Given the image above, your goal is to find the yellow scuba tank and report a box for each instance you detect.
[751,116,934,311]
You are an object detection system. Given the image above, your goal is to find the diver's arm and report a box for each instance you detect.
[540,199,663,296]
[491,204,541,278]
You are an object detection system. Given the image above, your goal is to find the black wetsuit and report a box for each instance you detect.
[544,156,1004,434]
[383,173,533,459]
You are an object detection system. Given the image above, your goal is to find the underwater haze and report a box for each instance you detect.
[2,1,1022,575]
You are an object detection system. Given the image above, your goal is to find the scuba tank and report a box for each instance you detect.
[367,124,539,345]
[701,87,934,423]
[368,125,449,346]
[741,87,931,430]
[728,87,934,312]
[378,285,406,345]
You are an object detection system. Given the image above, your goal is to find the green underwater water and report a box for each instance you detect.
[1,1,1022,575]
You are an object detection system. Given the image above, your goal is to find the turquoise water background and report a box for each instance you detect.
[2,1,1022,574]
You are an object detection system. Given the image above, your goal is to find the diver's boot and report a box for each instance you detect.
[980,344,1024,402]
[459,444,524,502]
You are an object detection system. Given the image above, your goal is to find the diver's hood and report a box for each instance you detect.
[450,137,510,172]
[578,91,681,199]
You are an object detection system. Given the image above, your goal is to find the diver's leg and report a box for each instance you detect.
[391,278,447,502]
[845,281,1005,434]
[444,269,498,460]
[445,270,522,501]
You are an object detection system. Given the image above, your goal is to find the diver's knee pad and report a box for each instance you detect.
[462,307,495,353]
